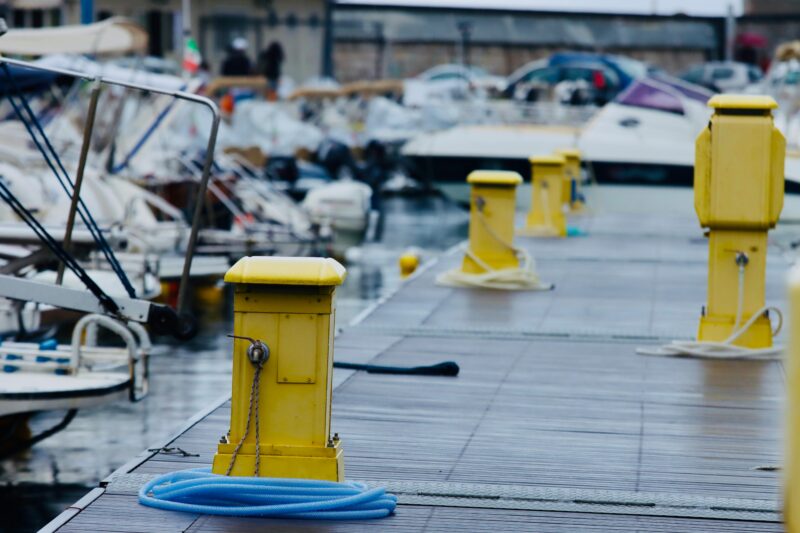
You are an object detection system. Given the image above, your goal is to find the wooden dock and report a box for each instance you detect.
[42,208,788,532]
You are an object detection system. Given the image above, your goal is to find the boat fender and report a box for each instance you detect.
[38,339,57,350]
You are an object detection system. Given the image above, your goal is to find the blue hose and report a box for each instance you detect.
[139,467,397,520]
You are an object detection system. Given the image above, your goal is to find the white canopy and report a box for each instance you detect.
[0,17,147,56]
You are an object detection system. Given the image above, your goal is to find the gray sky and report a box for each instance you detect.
[338,0,745,16]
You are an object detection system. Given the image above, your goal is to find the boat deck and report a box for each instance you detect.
[42,209,790,532]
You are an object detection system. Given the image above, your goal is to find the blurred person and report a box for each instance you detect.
[258,41,285,100]
[221,37,252,76]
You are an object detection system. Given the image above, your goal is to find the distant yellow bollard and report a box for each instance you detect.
[194,282,224,307]
[461,170,522,274]
[520,155,567,237]
[695,95,784,348]
[212,256,346,481]
[436,170,550,290]
[399,251,420,279]
[786,265,800,530]
[557,148,584,212]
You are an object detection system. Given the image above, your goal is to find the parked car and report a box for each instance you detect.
[503,53,652,105]
[417,64,507,95]
[679,61,763,92]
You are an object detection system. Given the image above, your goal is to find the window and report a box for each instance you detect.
[682,66,705,85]
[31,9,43,28]
[214,15,250,54]
[520,67,560,84]
[612,56,649,79]
[12,9,25,28]
[562,67,594,83]
[711,67,734,80]
[430,72,467,81]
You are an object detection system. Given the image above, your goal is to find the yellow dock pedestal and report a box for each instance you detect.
[460,170,522,274]
[520,155,567,238]
[212,256,346,481]
[436,170,549,291]
[694,95,784,348]
[557,148,584,212]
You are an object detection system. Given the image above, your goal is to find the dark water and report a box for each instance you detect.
[0,195,468,533]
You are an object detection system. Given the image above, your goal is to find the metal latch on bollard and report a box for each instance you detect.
[227,335,270,365]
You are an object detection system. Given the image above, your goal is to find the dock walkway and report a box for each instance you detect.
[43,209,788,532]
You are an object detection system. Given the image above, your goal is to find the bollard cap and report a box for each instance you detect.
[466,170,522,186]
[225,256,346,286]
[556,148,581,161]
[529,154,566,165]
[708,94,778,111]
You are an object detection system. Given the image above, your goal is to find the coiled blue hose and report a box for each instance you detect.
[139,467,397,520]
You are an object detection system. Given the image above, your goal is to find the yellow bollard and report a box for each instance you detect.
[786,266,800,529]
[460,170,522,274]
[212,256,346,481]
[694,95,784,348]
[399,251,420,279]
[194,281,225,307]
[557,148,584,212]
[520,155,567,237]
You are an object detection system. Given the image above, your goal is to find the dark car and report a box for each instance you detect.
[504,53,651,105]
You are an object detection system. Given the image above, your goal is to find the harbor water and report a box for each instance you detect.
[0,195,468,533]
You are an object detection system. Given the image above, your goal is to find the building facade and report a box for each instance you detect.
[745,0,800,14]
[3,0,331,82]
[5,1,800,83]
[332,5,722,81]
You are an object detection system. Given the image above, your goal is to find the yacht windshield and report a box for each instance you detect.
[616,79,685,115]
[651,74,713,104]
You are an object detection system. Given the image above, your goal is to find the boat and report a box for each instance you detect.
[0,52,220,453]
[401,76,717,202]
[302,179,374,256]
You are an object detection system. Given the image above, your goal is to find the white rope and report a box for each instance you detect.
[637,258,784,360]
[733,261,745,331]
[436,208,552,291]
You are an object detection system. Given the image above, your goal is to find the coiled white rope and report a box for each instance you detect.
[636,306,783,360]
[637,259,784,360]
[436,208,552,291]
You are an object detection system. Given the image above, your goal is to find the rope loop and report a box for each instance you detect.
[638,255,783,360]
[436,209,552,291]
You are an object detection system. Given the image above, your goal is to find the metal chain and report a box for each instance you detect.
[253,361,262,477]
[225,359,265,476]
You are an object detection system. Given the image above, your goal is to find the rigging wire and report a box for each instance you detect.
[0,64,136,298]
[0,176,120,314]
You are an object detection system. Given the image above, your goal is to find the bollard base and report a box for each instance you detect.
[460,253,519,275]
[517,223,565,238]
[524,212,566,237]
[697,313,774,349]
[211,440,345,481]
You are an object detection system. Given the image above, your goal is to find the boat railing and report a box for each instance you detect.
[0,57,220,322]
[0,313,151,401]
[71,313,151,402]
